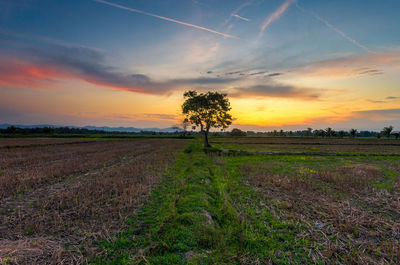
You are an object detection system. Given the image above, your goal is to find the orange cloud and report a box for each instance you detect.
[0,54,236,95]
[233,113,351,128]
[361,99,386,103]
[0,55,324,101]
[352,108,400,121]
[0,56,146,92]
[229,83,320,100]
[0,58,72,89]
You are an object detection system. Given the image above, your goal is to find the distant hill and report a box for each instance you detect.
[0,124,182,133]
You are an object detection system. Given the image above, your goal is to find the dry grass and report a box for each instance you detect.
[0,238,74,264]
[212,136,400,146]
[211,137,400,155]
[0,138,100,147]
[241,161,400,264]
[232,143,400,154]
[0,139,187,264]
[0,139,164,199]
[212,137,400,154]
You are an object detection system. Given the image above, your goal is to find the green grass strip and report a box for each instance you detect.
[92,141,314,264]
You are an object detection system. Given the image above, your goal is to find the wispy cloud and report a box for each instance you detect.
[0,28,101,50]
[295,3,374,53]
[229,82,320,100]
[105,113,178,121]
[353,108,400,121]
[141,113,178,120]
[259,0,296,38]
[362,99,386,104]
[294,66,384,79]
[232,13,250,22]
[291,52,400,79]
[267,72,282,77]
[0,44,238,95]
[0,41,324,101]
[248,71,267,76]
[94,0,238,39]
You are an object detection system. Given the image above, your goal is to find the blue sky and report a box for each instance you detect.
[1,0,399,130]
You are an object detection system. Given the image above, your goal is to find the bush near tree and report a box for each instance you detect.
[230,128,247,137]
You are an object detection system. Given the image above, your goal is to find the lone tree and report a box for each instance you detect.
[182,90,232,148]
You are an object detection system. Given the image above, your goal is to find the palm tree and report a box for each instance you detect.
[316,129,325,137]
[349,128,358,138]
[325,127,333,137]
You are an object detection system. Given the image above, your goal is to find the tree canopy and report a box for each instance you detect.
[182,90,232,147]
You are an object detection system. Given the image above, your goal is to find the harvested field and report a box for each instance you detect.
[0,138,102,148]
[0,139,165,198]
[212,137,400,155]
[234,155,400,264]
[211,136,400,145]
[1,136,399,264]
[0,138,188,264]
[218,143,400,154]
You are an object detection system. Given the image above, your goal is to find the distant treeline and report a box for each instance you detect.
[243,129,378,138]
[1,125,398,139]
[225,126,399,139]
[0,126,190,136]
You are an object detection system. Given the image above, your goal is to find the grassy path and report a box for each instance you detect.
[94,141,313,264]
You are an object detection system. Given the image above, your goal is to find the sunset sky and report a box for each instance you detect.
[1,0,399,131]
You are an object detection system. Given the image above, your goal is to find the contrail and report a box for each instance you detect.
[94,0,238,39]
[232,14,250,22]
[0,28,102,51]
[259,0,296,38]
[221,1,252,28]
[295,3,374,53]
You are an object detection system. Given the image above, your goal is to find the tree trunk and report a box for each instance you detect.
[202,130,211,148]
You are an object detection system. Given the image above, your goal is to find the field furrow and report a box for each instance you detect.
[0,140,170,199]
[0,139,188,264]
